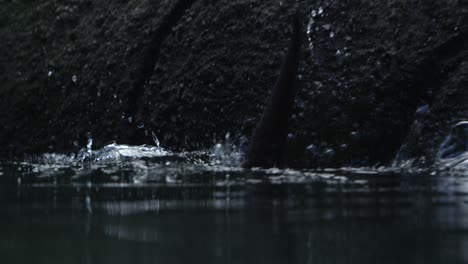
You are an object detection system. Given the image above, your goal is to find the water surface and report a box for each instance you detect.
[1,145,467,264]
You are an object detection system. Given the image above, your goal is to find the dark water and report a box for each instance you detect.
[1,159,468,264]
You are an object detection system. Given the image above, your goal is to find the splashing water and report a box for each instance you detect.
[2,124,467,191]
[152,131,160,148]
[437,121,468,170]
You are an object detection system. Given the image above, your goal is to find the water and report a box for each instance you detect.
[1,143,468,264]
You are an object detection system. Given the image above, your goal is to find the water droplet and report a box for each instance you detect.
[311,10,317,17]
[323,148,335,158]
[48,70,53,77]
[306,144,318,155]
[318,7,324,15]
[113,93,117,99]
[322,24,331,30]
[306,144,317,152]
[329,31,335,38]
[307,18,315,35]
[214,143,223,153]
[415,105,430,119]
[127,116,133,123]
[336,49,342,56]
[72,75,77,82]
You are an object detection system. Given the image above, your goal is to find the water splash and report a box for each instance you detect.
[394,121,468,172]
[438,121,468,160]
[77,132,94,161]
[209,132,242,166]
[152,132,160,148]
[4,122,468,189]
[434,121,468,172]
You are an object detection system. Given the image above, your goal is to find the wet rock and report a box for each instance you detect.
[0,0,467,168]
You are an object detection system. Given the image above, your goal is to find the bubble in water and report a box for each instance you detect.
[127,116,133,123]
[318,7,324,15]
[137,123,145,129]
[329,31,335,38]
[48,70,53,77]
[311,10,317,17]
[72,75,77,83]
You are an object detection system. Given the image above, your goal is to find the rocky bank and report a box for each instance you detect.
[1,0,467,167]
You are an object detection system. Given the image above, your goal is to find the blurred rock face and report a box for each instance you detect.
[0,0,467,167]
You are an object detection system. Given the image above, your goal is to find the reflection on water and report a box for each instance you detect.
[0,151,468,263]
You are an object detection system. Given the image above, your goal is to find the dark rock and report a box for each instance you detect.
[0,0,467,168]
